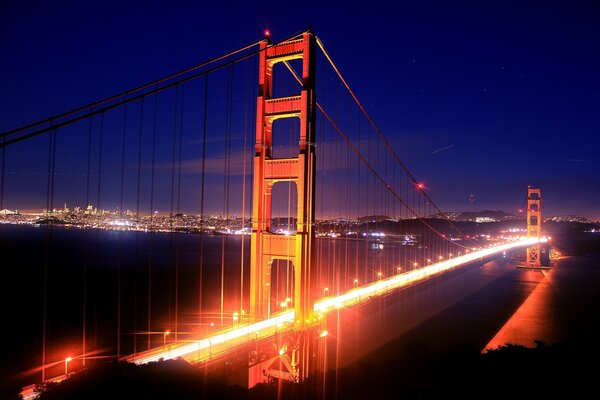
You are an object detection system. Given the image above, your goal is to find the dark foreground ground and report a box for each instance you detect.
[31,339,597,400]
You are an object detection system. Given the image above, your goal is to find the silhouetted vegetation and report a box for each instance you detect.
[34,339,598,400]
[332,339,598,399]
[35,360,249,400]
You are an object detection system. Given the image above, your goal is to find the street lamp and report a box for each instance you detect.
[233,312,239,324]
[324,287,329,296]
[396,267,402,274]
[353,279,358,288]
[413,262,418,268]
[280,298,291,310]
[65,357,72,375]
[163,330,170,347]
[377,272,382,280]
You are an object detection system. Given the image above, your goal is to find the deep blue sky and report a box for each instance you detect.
[1,0,599,219]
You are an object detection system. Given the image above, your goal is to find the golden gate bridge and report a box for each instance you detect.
[0,30,545,398]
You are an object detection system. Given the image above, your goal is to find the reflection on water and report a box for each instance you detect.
[484,269,557,349]
[326,253,600,370]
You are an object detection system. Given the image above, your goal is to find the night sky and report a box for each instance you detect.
[1,0,599,219]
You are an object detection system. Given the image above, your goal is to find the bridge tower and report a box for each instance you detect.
[525,186,542,268]
[248,32,317,385]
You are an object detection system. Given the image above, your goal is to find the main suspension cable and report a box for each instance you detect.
[315,36,471,243]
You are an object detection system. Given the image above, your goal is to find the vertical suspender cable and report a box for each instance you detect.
[82,109,93,366]
[119,104,128,215]
[93,113,105,357]
[170,85,180,225]
[148,95,158,349]
[175,84,185,342]
[117,104,128,358]
[199,73,209,325]
[364,123,370,284]
[41,127,56,381]
[355,109,360,285]
[221,64,234,325]
[0,136,4,210]
[168,83,179,340]
[96,114,104,212]
[345,96,350,290]
[135,99,145,219]
[240,60,251,314]
[134,98,144,355]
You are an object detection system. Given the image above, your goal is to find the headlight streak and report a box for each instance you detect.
[126,238,544,365]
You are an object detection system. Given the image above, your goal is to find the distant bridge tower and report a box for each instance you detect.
[249,32,317,385]
[525,186,542,268]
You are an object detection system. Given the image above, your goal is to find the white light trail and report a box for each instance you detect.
[126,238,545,365]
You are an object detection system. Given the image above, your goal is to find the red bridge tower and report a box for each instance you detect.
[248,31,318,385]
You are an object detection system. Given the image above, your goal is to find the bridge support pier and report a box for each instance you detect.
[248,328,322,388]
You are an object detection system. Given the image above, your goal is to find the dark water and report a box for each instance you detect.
[1,223,599,397]
[326,252,600,371]
[0,224,249,396]
[0,223,412,395]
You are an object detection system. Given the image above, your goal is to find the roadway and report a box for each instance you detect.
[21,237,544,399]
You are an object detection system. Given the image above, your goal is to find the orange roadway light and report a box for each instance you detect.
[125,238,545,366]
[65,357,72,375]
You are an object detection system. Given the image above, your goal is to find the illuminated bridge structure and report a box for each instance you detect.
[0,30,546,397]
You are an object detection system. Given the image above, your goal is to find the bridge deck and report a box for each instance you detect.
[128,238,543,365]
[21,238,544,399]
